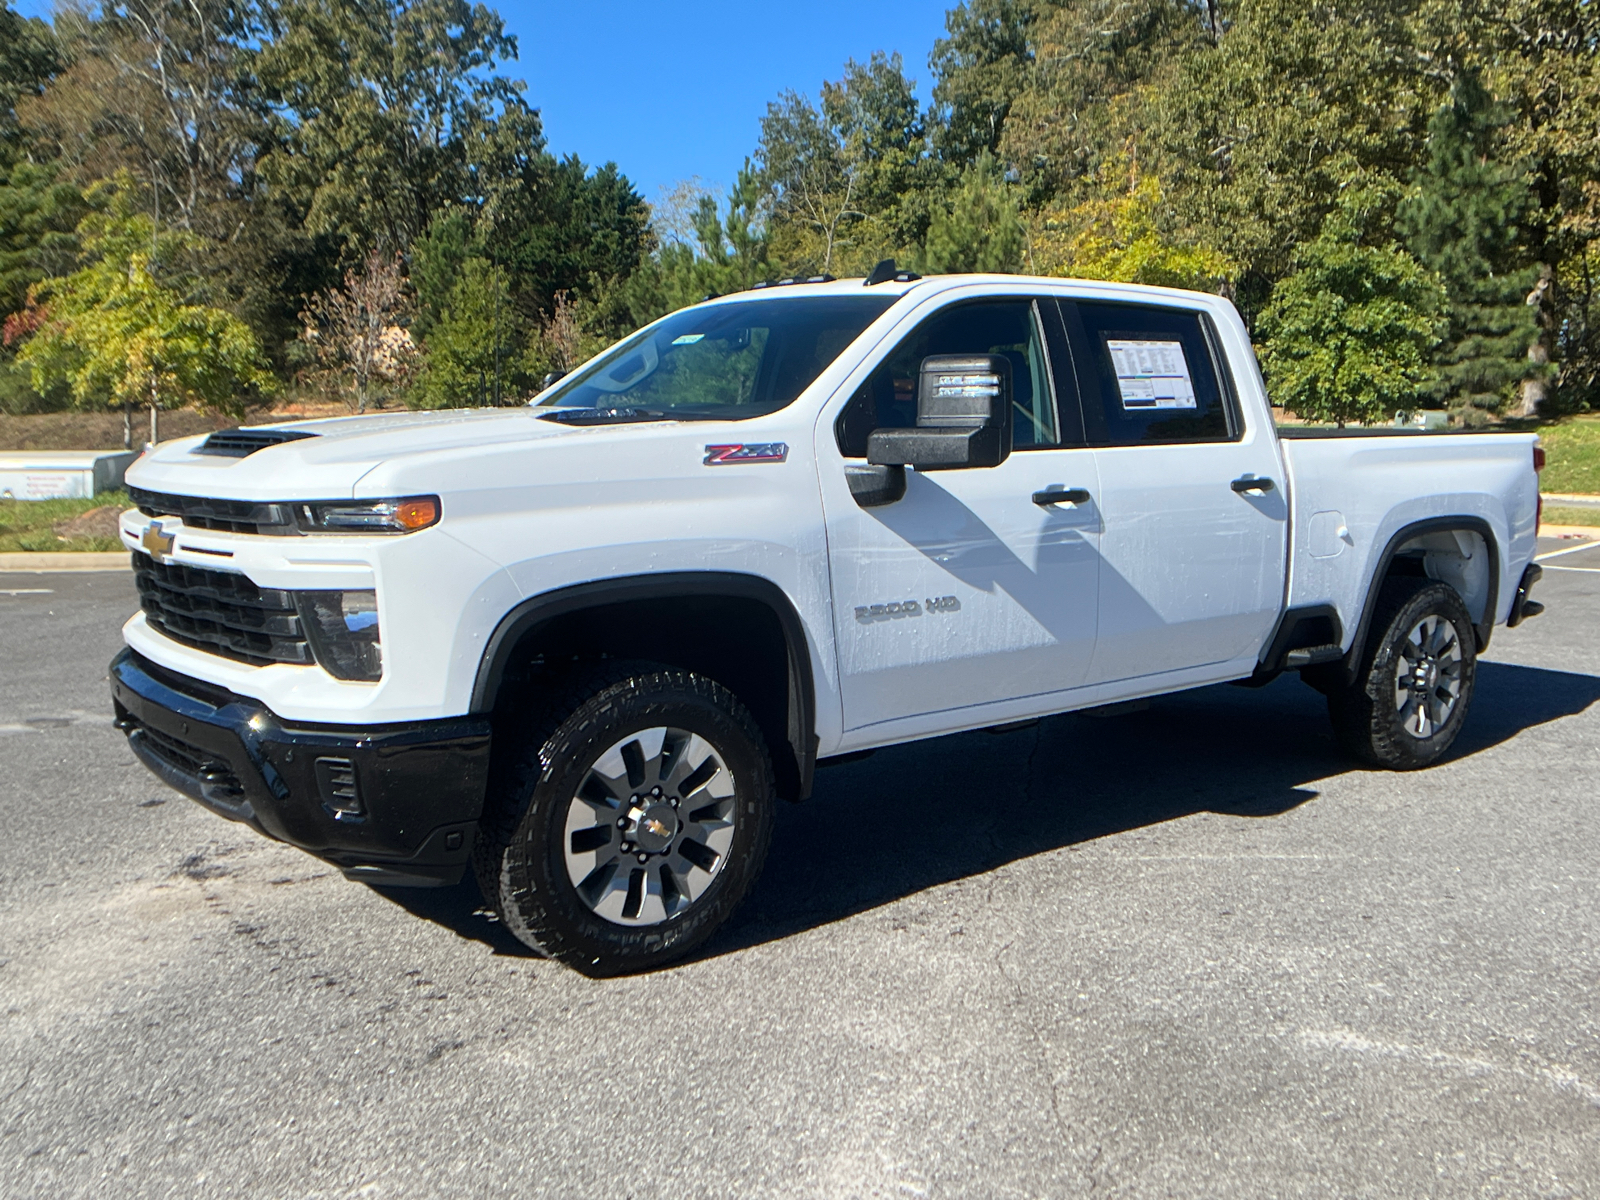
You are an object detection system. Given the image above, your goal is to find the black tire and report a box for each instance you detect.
[1328,578,1477,769]
[474,661,775,976]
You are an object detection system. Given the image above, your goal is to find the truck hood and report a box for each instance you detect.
[126,408,600,500]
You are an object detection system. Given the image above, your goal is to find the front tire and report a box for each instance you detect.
[475,662,775,976]
[1328,578,1477,769]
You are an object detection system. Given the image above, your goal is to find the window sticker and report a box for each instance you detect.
[1105,339,1197,410]
[671,333,705,345]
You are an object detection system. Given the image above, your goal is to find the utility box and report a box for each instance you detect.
[0,451,138,500]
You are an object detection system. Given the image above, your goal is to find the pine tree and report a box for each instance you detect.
[1398,71,1544,419]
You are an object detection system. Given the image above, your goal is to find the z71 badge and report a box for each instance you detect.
[855,595,961,623]
[703,443,788,465]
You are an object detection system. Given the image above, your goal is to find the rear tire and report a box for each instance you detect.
[475,662,775,976]
[1328,578,1477,770]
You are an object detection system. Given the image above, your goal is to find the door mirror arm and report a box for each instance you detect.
[845,463,906,508]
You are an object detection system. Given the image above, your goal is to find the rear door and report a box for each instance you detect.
[1057,298,1287,685]
[820,296,1101,733]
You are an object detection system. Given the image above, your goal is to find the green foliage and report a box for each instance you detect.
[919,153,1024,273]
[929,0,1040,164]
[410,209,474,343]
[257,0,543,259]
[1259,196,1446,426]
[0,490,129,553]
[1532,416,1600,495]
[1398,71,1544,416]
[0,0,61,166]
[16,180,275,415]
[623,165,772,326]
[1030,170,1232,289]
[1,160,87,323]
[413,257,527,407]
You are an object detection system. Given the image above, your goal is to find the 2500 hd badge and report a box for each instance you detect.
[855,595,962,622]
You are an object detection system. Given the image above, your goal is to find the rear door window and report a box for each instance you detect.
[1064,301,1236,445]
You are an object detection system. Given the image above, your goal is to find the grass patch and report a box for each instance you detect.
[0,490,129,552]
[1535,416,1600,495]
[1543,505,1600,528]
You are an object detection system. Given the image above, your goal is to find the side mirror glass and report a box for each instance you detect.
[865,354,1013,471]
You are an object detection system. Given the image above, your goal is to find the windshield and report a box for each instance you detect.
[535,294,896,419]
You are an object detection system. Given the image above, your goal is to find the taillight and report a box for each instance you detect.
[1534,444,1546,472]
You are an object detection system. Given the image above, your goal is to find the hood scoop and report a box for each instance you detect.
[195,428,320,458]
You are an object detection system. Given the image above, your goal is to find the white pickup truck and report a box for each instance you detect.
[110,269,1546,974]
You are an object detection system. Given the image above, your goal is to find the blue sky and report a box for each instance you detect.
[11,0,954,204]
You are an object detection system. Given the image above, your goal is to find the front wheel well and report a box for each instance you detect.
[476,579,815,803]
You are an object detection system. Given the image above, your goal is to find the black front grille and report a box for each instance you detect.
[133,551,312,667]
[123,715,246,801]
[194,428,318,458]
[130,487,299,536]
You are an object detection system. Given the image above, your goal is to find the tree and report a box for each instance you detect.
[256,0,543,259]
[1,0,63,166]
[1398,71,1544,418]
[15,181,274,424]
[1259,191,1445,426]
[299,250,413,412]
[928,0,1041,164]
[414,257,507,407]
[1000,0,1205,202]
[758,89,865,275]
[1030,168,1232,290]
[621,166,772,326]
[1139,0,1432,319]
[920,153,1024,273]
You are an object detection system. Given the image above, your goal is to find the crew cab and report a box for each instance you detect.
[110,270,1546,974]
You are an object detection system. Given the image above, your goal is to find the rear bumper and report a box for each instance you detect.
[110,649,492,886]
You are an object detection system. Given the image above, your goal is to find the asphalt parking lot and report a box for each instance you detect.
[2,545,1599,1199]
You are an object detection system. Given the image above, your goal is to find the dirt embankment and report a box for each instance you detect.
[0,399,364,452]
[0,410,236,451]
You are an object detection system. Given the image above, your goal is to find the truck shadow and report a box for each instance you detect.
[369,660,1600,961]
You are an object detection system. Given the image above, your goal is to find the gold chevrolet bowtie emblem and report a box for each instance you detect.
[140,520,175,562]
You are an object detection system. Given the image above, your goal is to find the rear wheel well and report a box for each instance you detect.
[1318,518,1500,691]
[484,589,811,802]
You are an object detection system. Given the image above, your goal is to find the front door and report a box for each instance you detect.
[820,297,1101,734]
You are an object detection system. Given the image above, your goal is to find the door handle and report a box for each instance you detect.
[1033,487,1091,506]
[1231,476,1276,494]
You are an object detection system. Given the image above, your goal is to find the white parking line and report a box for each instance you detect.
[1543,565,1600,573]
[1535,540,1600,562]
[0,588,53,596]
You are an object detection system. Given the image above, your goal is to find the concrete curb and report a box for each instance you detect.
[0,551,131,572]
[1539,524,1598,540]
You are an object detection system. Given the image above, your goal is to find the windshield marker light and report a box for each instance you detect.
[296,496,441,533]
[703,443,788,465]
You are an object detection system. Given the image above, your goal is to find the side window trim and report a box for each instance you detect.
[1200,311,1245,440]
[1038,297,1088,448]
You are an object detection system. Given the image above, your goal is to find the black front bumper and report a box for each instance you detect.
[111,649,492,886]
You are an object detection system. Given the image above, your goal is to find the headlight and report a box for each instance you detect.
[295,496,440,533]
[296,590,382,681]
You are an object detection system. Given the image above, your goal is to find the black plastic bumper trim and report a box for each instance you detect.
[111,649,492,880]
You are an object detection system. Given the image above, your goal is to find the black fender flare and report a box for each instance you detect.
[1341,516,1500,685]
[470,572,818,800]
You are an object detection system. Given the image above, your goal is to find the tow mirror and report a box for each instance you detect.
[866,354,1013,471]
